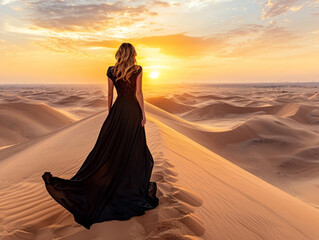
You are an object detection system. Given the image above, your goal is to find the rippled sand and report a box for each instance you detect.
[0,82,319,239]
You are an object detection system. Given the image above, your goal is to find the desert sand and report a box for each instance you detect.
[0,82,319,239]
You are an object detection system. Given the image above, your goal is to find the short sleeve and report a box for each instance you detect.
[106,66,113,81]
[137,65,142,75]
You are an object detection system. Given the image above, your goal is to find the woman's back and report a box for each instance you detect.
[42,44,158,230]
[107,65,142,96]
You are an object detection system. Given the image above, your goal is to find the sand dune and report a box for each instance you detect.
[55,96,85,106]
[1,83,319,239]
[195,93,240,100]
[308,92,319,100]
[1,106,319,239]
[144,100,319,207]
[179,102,300,120]
[84,98,108,108]
[290,104,319,124]
[0,102,76,148]
[146,96,196,114]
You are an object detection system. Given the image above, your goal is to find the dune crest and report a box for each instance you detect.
[144,100,319,208]
[146,96,195,114]
[0,102,76,148]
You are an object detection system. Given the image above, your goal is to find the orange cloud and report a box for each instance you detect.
[35,33,226,59]
[19,1,158,32]
[35,23,301,60]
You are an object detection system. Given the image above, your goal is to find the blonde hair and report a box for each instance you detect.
[113,43,140,83]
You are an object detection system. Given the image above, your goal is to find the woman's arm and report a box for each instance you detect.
[136,67,146,126]
[107,77,114,112]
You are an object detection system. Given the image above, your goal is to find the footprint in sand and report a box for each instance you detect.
[137,153,205,239]
[144,215,205,239]
[170,186,203,207]
[155,151,165,157]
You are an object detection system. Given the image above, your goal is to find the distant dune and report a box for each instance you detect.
[146,96,195,114]
[0,102,76,148]
[84,98,108,108]
[54,95,85,105]
[180,102,301,120]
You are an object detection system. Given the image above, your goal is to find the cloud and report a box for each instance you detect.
[35,33,226,58]
[151,0,171,7]
[261,0,304,19]
[216,23,299,57]
[1,0,17,4]
[35,37,114,55]
[310,1,319,15]
[19,0,158,32]
[35,22,299,60]
[177,0,232,11]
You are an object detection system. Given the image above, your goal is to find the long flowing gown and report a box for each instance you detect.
[42,65,159,230]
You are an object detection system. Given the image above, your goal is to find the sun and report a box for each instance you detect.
[150,71,160,79]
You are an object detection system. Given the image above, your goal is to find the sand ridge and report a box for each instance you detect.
[144,85,319,209]
[0,83,319,239]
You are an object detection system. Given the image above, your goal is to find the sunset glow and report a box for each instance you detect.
[0,1,318,84]
[150,71,160,79]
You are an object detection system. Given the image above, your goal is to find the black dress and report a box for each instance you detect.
[42,65,159,230]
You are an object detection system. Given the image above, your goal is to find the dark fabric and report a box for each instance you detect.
[107,65,142,96]
[42,65,158,230]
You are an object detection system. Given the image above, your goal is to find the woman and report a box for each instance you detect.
[42,42,159,230]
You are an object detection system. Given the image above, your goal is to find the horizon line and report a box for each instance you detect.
[0,81,319,86]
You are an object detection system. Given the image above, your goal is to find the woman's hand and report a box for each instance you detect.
[141,112,146,127]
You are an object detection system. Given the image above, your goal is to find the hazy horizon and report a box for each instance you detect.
[1,81,318,87]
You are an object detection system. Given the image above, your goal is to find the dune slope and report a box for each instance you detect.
[0,105,319,239]
[0,102,76,148]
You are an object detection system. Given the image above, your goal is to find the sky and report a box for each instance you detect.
[0,0,319,84]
